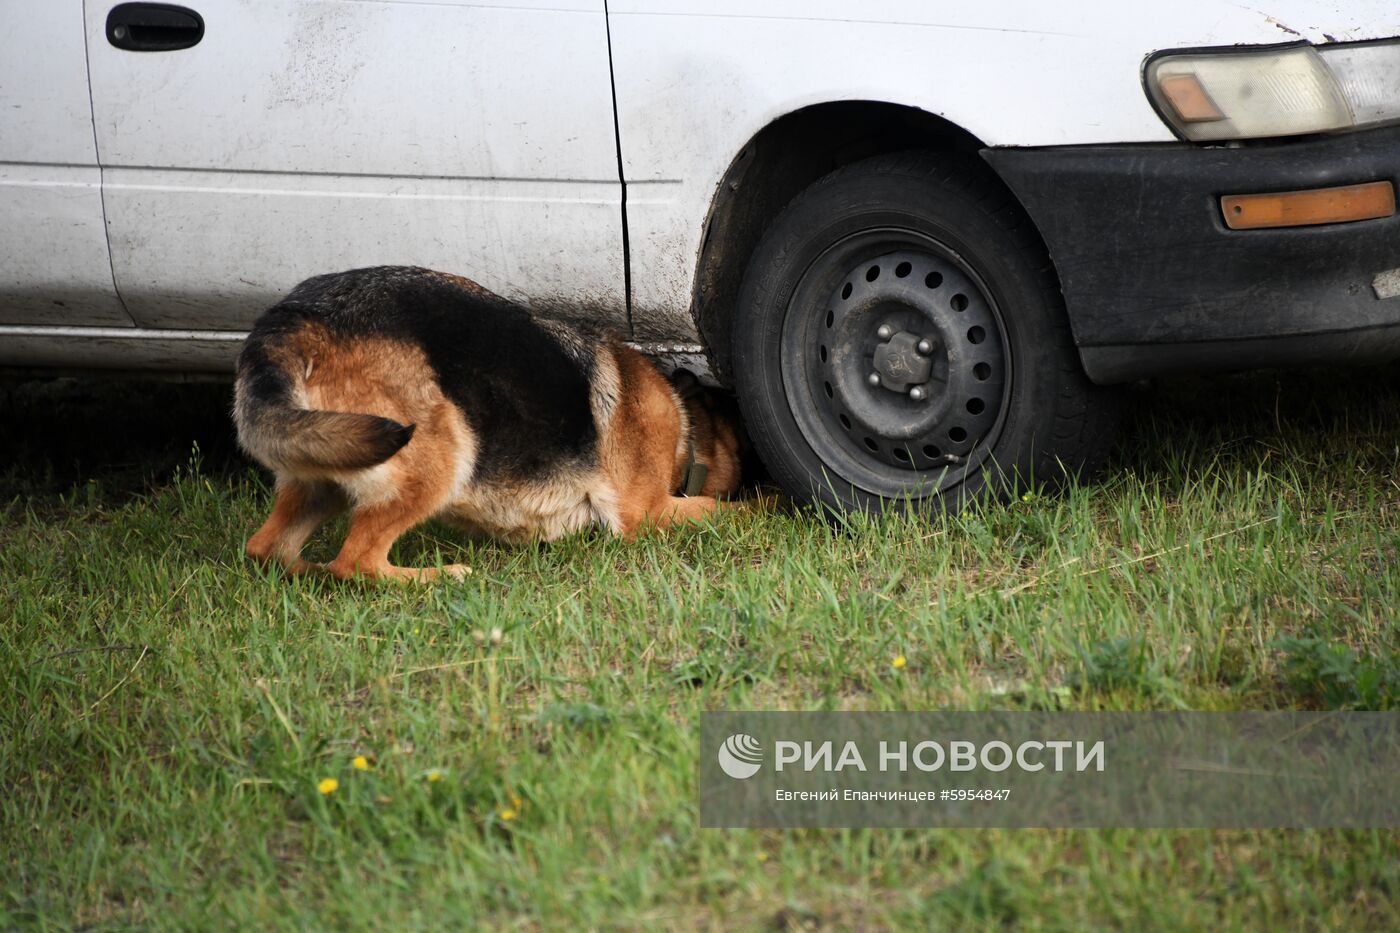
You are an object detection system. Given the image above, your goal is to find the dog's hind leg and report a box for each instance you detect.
[324,449,468,582]
[324,399,476,582]
[325,498,469,582]
[246,479,347,574]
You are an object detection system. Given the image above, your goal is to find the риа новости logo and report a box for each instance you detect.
[718,733,763,779]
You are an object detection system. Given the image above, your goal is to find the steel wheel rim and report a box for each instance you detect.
[779,228,1011,498]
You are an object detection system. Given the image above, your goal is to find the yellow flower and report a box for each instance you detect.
[509,792,523,809]
[756,852,769,863]
[352,755,370,771]
[892,655,907,670]
[426,769,442,783]
[499,808,517,821]
[318,777,339,795]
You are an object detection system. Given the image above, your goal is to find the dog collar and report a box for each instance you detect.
[681,437,708,497]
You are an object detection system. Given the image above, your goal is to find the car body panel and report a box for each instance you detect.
[609,1,1400,343]
[0,1,130,327]
[82,0,626,329]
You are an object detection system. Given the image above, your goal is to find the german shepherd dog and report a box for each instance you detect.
[234,266,743,581]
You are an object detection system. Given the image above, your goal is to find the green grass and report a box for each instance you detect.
[2,369,1398,930]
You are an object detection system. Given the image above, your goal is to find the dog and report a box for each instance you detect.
[234,266,744,581]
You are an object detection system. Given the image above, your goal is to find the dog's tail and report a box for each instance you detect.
[234,336,415,473]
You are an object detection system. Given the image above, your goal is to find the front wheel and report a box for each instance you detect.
[732,151,1120,514]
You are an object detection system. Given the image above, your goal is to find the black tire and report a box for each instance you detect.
[731,150,1120,514]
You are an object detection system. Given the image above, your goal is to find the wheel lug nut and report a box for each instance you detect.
[876,324,894,340]
[909,385,927,401]
[916,338,934,355]
[867,372,882,387]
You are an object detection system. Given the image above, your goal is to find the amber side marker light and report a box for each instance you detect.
[1221,181,1396,230]
[1158,73,1224,123]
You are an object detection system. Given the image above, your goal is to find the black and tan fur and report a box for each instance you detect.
[234,266,743,581]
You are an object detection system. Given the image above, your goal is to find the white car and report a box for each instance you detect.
[4,1,1399,510]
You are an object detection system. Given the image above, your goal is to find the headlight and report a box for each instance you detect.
[1147,40,1400,142]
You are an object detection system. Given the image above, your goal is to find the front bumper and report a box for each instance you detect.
[983,124,1400,383]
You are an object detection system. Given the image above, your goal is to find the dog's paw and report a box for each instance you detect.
[439,563,473,581]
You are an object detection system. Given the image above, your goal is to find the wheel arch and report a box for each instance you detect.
[691,100,1030,384]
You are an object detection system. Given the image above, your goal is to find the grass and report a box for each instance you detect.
[2,367,1398,930]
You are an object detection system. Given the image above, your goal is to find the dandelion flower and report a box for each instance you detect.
[489,627,503,646]
[318,777,339,795]
[352,755,370,771]
[426,769,442,783]
[499,808,517,821]
[509,792,523,809]
[892,655,907,670]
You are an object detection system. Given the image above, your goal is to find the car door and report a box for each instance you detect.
[83,0,626,330]
[0,1,130,327]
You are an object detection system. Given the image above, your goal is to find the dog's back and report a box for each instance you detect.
[234,266,741,580]
[235,266,606,482]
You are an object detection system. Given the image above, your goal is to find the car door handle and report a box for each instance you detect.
[106,3,204,52]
